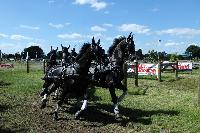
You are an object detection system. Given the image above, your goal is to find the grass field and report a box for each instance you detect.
[0,66,200,133]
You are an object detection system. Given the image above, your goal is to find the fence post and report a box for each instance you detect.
[175,61,179,80]
[198,68,200,106]
[122,62,127,88]
[158,61,162,82]
[197,69,200,107]
[43,59,46,74]
[26,59,29,73]
[134,60,138,87]
[0,50,1,64]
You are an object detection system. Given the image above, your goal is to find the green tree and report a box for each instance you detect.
[136,49,143,60]
[146,50,158,63]
[169,54,178,62]
[22,46,44,59]
[15,52,21,60]
[186,45,200,58]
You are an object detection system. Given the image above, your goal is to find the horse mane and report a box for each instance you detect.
[129,38,135,55]
[75,43,91,62]
[107,36,126,57]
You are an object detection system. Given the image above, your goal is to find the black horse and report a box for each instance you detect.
[70,47,78,62]
[40,44,79,104]
[91,32,135,118]
[46,46,58,70]
[53,37,105,120]
[60,44,71,66]
[40,46,66,108]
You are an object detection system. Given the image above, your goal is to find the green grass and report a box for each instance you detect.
[0,67,200,133]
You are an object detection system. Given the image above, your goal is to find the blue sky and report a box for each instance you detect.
[0,0,200,55]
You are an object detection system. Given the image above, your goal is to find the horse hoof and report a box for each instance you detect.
[54,112,58,121]
[40,92,45,96]
[115,114,122,120]
[75,110,81,119]
[40,99,47,109]
[52,96,57,100]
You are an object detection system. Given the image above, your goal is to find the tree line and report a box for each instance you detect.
[135,44,200,62]
[1,44,200,62]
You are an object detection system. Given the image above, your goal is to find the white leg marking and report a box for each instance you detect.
[81,100,87,110]
[55,89,58,97]
[114,104,119,115]
[55,103,59,112]
[41,94,47,101]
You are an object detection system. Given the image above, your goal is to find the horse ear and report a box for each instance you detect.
[131,35,133,40]
[97,39,100,45]
[128,32,132,39]
[61,44,63,48]
[56,47,58,51]
[92,36,95,45]
[68,45,70,49]
[51,46,52,51]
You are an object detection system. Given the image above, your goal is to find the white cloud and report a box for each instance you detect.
[0,33,8,38]
[165,42,180,46]
[187,42,200,46]
[103,23,113,27]
[164,41,184,46]
[151,7,159,12]
[90,1,107,10]
[0,43,15,49]
[65,22,71,26]
[73,0,107,10]
[91,25,107,32]
[49,23,64,29]
[0,43,26,54]
[48,0,55,4]
[10,34,32,41]
[157,28,200,37]
[27,42,42,47]
[57,33,83,40]
[118,24,150,34]
[20,24,40,30]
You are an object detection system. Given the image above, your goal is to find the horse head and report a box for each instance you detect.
[126,32,136,61]
[91,37,106,64]
[48,46,58,61]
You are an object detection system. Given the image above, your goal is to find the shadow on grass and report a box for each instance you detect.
[59,102,179,127]
[128,76,157,81]
[0,128,28,133]
[0,104,10,112]
[0,80,11,87]
[0,105,28,133]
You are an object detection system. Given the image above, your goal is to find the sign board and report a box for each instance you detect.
[127,63,158,76]
[127,62,192,76]
[0,63,14,68]
[177,62,192,71]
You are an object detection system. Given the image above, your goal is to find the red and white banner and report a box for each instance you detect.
[127,63,158,75]
[0,63,14,68]
[127,62,192,76]
[177,62,192,71]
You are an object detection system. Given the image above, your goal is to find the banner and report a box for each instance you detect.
[127,63,158,75]
[128,62,192,76]
[0,63,14,68]
[177,62,192,71]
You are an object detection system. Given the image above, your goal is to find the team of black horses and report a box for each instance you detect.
[39,32,135,120]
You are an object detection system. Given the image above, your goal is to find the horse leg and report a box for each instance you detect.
[75,88,89,119]
[40,79,49,96]
[40,80,52,109]
[108,83,119,118]
[117,83,127,103]
[53,90,66,121]
[47,82,59,100]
